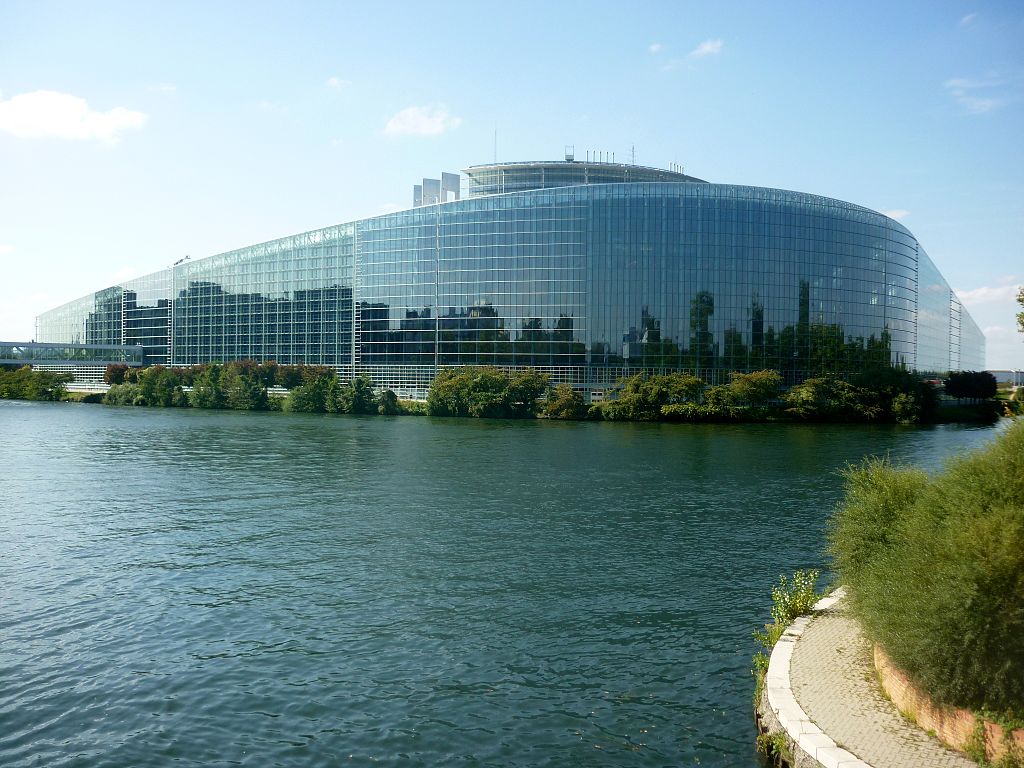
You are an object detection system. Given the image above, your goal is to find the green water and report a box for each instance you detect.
[0,400,1001,766]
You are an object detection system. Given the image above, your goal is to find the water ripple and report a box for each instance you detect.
[0,401,999,767]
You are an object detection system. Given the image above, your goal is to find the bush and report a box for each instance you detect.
[830,421,1024,716]
[0,366,71,401]
[544,384,588,419]
[426,367,549,418]
[946,370,998,401]
[104,383,145,406]
[377,389,401,415]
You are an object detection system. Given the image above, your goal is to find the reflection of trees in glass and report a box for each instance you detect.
[689,290,716,368]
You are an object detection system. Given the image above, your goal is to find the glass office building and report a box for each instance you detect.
[36,160,984,397]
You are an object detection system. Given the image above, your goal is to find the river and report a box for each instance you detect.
[0,400,1001,767]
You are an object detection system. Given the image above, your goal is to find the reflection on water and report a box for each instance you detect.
[0,401,999,767]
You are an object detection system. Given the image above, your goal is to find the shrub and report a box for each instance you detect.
[830,421,1024,716]
[377,389,401,415]
[398,399,428,415]
[426,367,549,418]
[104,363,130,385]
[104,383,145,406]
[544,383,588,419]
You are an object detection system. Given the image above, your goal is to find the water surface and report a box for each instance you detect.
[0,401,1000,766]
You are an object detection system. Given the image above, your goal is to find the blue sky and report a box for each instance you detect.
[1,0,1021,367]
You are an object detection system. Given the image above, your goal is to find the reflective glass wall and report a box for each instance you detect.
[36,181,984,392]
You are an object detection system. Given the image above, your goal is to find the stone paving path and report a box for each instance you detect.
[789,598,976,768]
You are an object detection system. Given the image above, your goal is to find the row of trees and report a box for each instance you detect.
[0,366,71,401]
[103,362,415,415]
[2,360,1005,426]
[420,365,954,424]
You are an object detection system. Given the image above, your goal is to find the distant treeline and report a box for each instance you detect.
[0,366,71,401]
[101,361,425,415]
[1,362,1012,424]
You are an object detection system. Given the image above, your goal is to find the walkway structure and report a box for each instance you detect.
[758,589,976,768]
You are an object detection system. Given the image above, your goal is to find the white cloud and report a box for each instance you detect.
[648,43,663,54]
[944,76,1004,114]
[150,83,177,94]
[0,90,147,143]
[882,209,909,220]
[956,283,1021,306]
[384,104,461,137]
[326,76,351,89]
[959,12,978,26]
[0,243,14,256]
[689,39,723,58]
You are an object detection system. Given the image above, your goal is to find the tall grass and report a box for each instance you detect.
[830,420,1024,717]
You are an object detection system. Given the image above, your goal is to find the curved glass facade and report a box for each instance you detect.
[36,175,984,396]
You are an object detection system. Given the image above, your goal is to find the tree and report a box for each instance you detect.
[377,389,401,415]
[544,383,588,420]
[190,364,226,409]
[726,369,782,405]
[945,371,997,401]
[220,362,268,410]
[338,375,377,414]
[104,363,129,385]
[1017,285,1023,335]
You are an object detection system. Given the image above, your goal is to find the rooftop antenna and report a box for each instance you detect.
[493,127,497,163]
[631,145,636,165]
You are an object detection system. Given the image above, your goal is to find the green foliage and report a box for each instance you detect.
[830,458,929,586]
[830,421,1024,716]
[338,375,377,414]
[769,569,821,626]
[751,570,821,712]
[543,383,588,420]
[853,365,939,423]
[377,389,401,415]
[784,376,880,421]
[1017,285,1023,335]
[284,373,341,413]
[219,362,268,411]
[103,363,130,385]
[0,366,71,401]
[426,366,549,418]
[727,369,782,405]
[104,383,145,406]
[946,371,999,401]
[756,731,791,763]
[138,366,188,407]
[602,372,706,421]
[189,365,226,409]
[398,399,428,415]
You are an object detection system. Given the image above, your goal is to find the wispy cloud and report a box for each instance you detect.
[944,76,1006,114]
[959,12,978,26]
[384,104,461,137]
[689,39,723,58]
[0,244,14,256]
[882,209,909,220]
[326,76,351,89]
[149,83,177,94]
[0,90,146,143]
[648,42,662,54]
[956,280,1021,306]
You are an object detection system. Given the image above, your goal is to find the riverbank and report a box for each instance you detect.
[756,591,977,768]
[1,363,1011,425]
